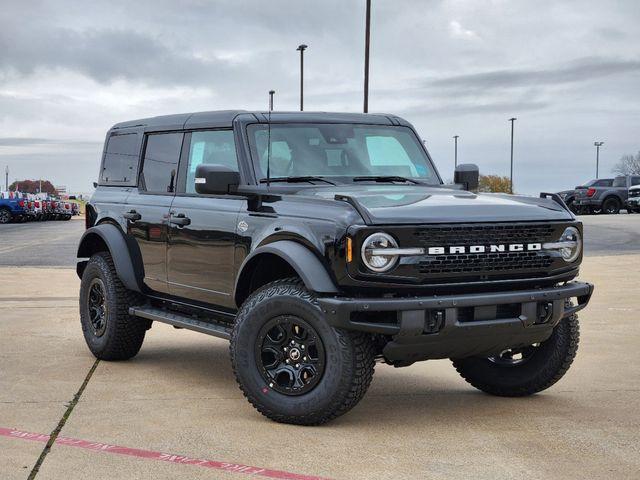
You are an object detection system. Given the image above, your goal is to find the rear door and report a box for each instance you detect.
[167,129,245,309]
[126,132,183,294]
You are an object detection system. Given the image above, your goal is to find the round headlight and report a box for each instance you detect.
[361,232,399,272]
[558,226,582,262]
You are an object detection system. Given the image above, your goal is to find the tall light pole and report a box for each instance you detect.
[268,90,275,111]
[509,117,517,193]
[296,44,307,111]
[594,141,604,179]
[453,135,459,167]
[4,166,8,191]
[363,0,371,113]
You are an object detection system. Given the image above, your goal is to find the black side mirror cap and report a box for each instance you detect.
[454,163,479,192]
[194,164,240,195]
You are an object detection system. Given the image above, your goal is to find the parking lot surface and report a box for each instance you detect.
[1,214,639,479]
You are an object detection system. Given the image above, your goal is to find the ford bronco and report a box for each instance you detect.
[77,111,593,425]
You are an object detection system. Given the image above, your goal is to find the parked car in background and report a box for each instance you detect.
[573,176,640,214]
[0,192,29,223]
[557,178,613,214]
[627,185,640,213]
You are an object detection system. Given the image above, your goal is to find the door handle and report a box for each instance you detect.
[169,213,191,227]
[123,210,141,221]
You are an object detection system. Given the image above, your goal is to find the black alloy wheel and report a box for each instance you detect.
[0,209,11,224]
[87,278,108,337]
[256,316,325,396]
[602,197,621,215]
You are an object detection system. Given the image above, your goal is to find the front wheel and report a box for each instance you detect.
[452,314,579,397]
[230,278,375,425]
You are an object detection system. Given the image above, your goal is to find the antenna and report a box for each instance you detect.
[269,90,275,111]
[266,103,272,187]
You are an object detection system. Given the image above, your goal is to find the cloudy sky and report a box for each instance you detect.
[1,0,639,194]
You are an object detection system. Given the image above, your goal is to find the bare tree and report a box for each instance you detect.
[612,151,640,175]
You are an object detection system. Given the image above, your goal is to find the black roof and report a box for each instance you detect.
[111,110,410,132]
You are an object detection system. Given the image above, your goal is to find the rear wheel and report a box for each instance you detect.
[452,314,579,397]
[0,208,11,224]
[79,251,149,360]
[602,197,621,214]
[230,278,375,425]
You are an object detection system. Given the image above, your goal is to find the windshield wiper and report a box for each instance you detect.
[259,176,336,185]
[352,175,421,184]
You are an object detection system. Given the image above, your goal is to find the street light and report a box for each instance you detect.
[363,0,372,113]
[453,135,459,167]
[594,141,604,179]
[268,90,275,111]
[509,117,517,194]
[296,44,307,111]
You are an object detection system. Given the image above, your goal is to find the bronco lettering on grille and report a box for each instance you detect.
[426,243,542,255]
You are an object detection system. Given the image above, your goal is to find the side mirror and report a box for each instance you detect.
[454,163,479,192]
[194,164,240,195]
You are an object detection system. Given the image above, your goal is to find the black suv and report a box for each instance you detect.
[77,111,593,425]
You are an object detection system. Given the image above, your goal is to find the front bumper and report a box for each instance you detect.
[627,197,640,207]
[318,281,593,365]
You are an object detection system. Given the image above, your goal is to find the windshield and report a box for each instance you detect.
[247,124,440,184]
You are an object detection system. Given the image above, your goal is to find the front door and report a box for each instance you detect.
[127,132,183,294]
[167,130,245,308]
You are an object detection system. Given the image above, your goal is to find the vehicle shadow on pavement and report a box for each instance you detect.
[98,340,576,428]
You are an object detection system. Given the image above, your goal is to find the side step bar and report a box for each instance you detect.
[129,306,232,340]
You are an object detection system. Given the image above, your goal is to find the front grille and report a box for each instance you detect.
[417,251,553,275]
[404,222,562,282]
[413,224,555,246]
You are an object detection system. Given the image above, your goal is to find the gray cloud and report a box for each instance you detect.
[429,57,640,90]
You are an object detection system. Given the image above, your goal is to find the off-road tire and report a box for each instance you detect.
[230,278,375,425]
[452,313,579,397]
[79,251,148,360]
[602,197,621,215]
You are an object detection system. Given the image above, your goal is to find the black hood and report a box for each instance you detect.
[294,185,573,224]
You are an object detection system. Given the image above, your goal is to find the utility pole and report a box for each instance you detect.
[4,166,8,191]
[296,45,307,111]
[509,117,517,194]
[363,0,372,113]
[453,135,459,167]
[269,90,275,111]
[594,141,604,179]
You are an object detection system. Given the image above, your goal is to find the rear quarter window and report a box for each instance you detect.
[100,133,140,185]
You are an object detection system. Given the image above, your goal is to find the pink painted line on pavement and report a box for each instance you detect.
[0,426,330,480]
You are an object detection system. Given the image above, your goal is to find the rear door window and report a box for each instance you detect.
[140,133,183,193]
[100,133,140,185]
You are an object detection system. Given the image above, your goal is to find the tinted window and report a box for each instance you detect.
[140,133,183,193]
[613,177,627,187]
[186,130,238,194]
[594,179,613,187]
[100,133,139,185]
[631,177,640,186]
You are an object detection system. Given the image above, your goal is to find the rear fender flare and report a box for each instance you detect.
[76,223,143,292]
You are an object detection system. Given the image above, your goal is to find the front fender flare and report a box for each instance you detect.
[76,223,143,292]
[235,240,339,301]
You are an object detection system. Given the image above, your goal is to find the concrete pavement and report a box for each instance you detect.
[1,255,639,479]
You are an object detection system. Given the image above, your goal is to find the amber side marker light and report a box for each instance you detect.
[346,237,353,263]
